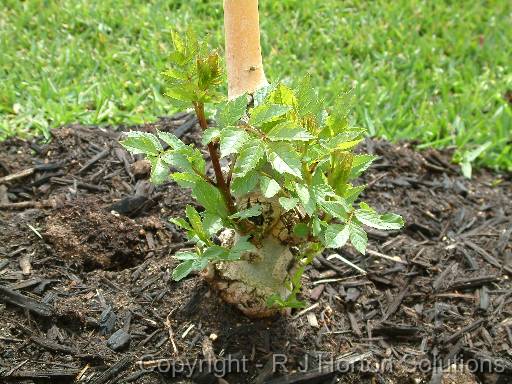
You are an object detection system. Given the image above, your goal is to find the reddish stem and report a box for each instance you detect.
[193,102,236,214]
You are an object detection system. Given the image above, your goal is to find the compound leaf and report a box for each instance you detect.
[231,171,259,197]
[234,140,265,177]
[230,204,262,220]
[266,142,302,178]
[157,130,186,150]
[279,197,298,211]
[121,131,162,155]
[192,180,228,219]
[202,127,221,146]
[220,128,249,158]
[349,222,368,254]
[267,121,313,141]
[355,202,404,230]
[172,260,195,281]
[260,175,281,198]
[216,95,248,127]
[323,224,350,248]
[249,104,291,126]
[148,156,169,185]
[295,182,315,216]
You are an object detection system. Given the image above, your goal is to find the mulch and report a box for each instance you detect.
[0,113,511,384]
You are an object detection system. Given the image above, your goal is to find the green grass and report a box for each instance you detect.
[1,0,511,170]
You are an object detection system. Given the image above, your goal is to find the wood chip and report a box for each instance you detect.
[19,254,31,275]
[306,312,319,328]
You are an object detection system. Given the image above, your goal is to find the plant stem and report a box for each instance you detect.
[193,102,236,214]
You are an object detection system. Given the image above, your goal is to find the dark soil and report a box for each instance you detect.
[0,114,511,384]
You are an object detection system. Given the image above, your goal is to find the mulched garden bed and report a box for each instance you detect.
[0,114,511,384]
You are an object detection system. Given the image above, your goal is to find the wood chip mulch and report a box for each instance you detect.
[0,113,511,384]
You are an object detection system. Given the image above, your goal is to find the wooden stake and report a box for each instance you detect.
[223,0,268,99]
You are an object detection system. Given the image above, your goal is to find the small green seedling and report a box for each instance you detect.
[456,141,492,179]
[121,31,404,317]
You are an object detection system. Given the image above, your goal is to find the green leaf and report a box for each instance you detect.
[249,104,291,126]
[201,239,254,262]
[174,251,198,261]
[317,199,350,220]
[343,184,366,205]
[170,30,185,54]
[461,161,472,179]
[219,128,249,158]
[460,142,491,179]
[323,224,350,248]
[148,156,169,184]
[168,151,203,174]
[172,260,194,281]
[266,142,302,178]
[355,203,404,230]
[304,142,329,163]
[157,130,186,150]
[192,258,209,271]
[172,253,209,281]
[311,183,337,200]
[293,223,309,238]
[350,154,378,179]
[329,151,353,196]
[202,245,229,261]
[283,295,306,309]
[160,151,193,173]
[197,52,222,90]
[312,216,323,237]
[322,129,365,148]
[268,83,297,107]
[161,146,206,174]
[161,67,188,81]
[325,92,353,132]
[185,205,209,244]
[165,83,198,103]
[295,183,315,215]
[296,74,324,121]
[335,139,363,151]
[171,172,203,189]
[231,171,259,197]
[259,175,281,198]
[267,293,305,309]
[349,222,368,254]
[464,141,492,162]
[230,204,262,220]
[267,121,313,141]
[216,94,248,127]
[203,212,223,236]
[234,140,265,177]
[170,217,192,231]
[266,294,285,308]
[201,127,220,146]
[252,83,278,107]
[121,131,162,155]
[279,197,298,211]
[229,236,256,259]
[192,180,228,219]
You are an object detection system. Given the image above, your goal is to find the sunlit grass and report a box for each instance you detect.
[0,0,510,170]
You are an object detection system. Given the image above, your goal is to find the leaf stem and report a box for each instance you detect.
[192,165,216,185]
[193,102,236,214]
[226,154,237,187]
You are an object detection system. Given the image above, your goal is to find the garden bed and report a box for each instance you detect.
[0,114,511,384]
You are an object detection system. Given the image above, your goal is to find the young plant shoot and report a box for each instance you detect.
[120,31,404,317]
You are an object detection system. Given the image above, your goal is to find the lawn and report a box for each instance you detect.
[1,0,510,170]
